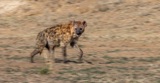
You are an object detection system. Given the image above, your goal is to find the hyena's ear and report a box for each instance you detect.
[71,20,76,25]
[71,20,78,29]
[82,21,87,27]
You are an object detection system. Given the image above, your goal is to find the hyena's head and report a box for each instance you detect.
[72,20,87,36]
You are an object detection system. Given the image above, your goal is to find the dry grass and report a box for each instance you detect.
[0,0,160,83]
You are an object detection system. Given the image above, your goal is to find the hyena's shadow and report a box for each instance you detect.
[54,58,83,64]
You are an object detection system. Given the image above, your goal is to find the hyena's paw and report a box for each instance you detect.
[63,60,70,64]
[30,58,35,63]
[77,59,83,63]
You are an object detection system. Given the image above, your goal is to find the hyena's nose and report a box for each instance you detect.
[77,32,82,35]
[76,30,82,35]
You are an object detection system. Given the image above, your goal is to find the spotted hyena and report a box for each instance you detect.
[30,20,87,63]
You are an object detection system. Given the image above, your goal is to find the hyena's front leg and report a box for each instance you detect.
[74,44,83,62]
[62,46,68,63]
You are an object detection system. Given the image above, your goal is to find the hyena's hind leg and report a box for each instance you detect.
[46,43,56,70]
[30,45,44,63]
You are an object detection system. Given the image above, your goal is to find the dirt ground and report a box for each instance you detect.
[1,0,160,83]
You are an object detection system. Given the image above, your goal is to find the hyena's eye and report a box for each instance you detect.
[79,28,83,30]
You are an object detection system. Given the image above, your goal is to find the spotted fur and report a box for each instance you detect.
[30,20,87,63]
